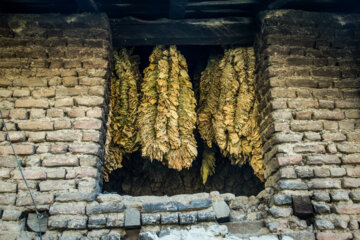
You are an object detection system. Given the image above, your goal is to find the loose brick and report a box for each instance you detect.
[73,119,102,130]
[15,99,49,109]
[291,120,323,132]
[42,155,78,167]
[18,121,53,131]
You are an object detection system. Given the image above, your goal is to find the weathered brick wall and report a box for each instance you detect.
[0,9,359,240]
[0,13,111,239]
[257,10,360,239]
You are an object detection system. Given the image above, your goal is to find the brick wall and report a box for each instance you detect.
[0,13,111,239]
[0,9,359,240]
[257,10,360,239]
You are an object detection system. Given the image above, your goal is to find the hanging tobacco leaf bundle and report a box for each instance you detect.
[103,48,141,181]
[139,45,197,170]
[198,47,264,181]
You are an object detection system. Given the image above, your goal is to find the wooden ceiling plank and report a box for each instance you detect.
[110,17,255,46]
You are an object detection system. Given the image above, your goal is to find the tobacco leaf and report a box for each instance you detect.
[200,146,216,184]
[103,48,142,181]
[139,45,197,170]
[197,47,264,181]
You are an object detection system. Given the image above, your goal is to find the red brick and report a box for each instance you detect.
[316,232,352,240]
[42,155,78,167]
[18,121,53,131]
[15,99,49,109]
[74,119,102,130]
[334,204,360,215]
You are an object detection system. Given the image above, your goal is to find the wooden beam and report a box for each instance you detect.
[267,0,337,9]
[110,17,255,46]
[169,0,188,19]
[75,0,99,12]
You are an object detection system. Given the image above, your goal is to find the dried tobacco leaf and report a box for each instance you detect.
[200,146,216,184]
[197,47,264,181]
[103,48,141,181]
[139,45,197,170]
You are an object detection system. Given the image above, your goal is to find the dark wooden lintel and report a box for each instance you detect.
[110,17,255,46]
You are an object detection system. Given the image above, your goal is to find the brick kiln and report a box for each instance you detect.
[0,1,359,239]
